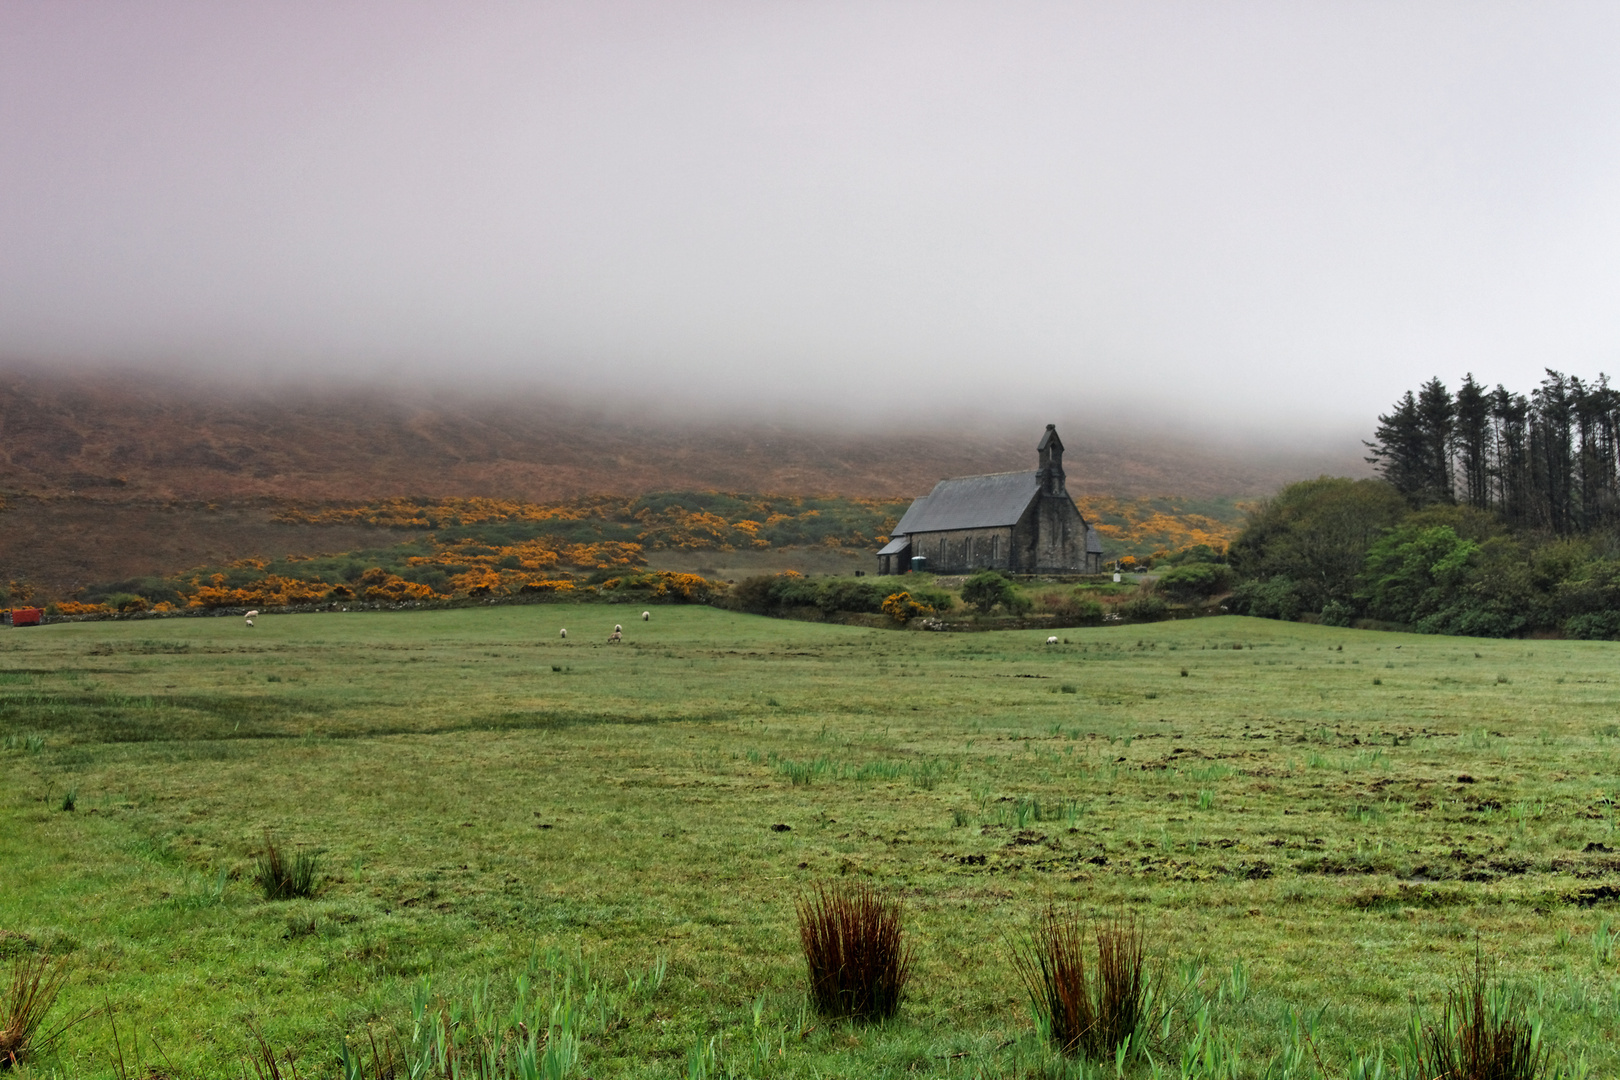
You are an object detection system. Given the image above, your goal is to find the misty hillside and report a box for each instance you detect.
[0,369,1366,600]
[0,369,1361,502]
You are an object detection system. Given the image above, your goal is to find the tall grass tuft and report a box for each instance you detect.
[0,954,79,1070]
[1012,908,1153,1061]
[1409,951,1549,1080]
[245,1022,303,1079]
[795,882,912,1022]
[1,734,44,754]
[339,965,586,1080]
[254,833,321,901]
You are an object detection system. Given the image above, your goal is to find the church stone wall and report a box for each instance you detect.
[1031,493,1088,573]
[908,527,1014,573]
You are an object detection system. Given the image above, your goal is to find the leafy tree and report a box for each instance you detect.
[1227,477,1408,610]
[1357,525,1479,627]
[1555,558,1620,639]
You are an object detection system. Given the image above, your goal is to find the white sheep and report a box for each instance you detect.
[559,628,567,639]
[245,610,259,627]
[641,611,650,621]
[614,624,623,633]
[1046,636,1058,645]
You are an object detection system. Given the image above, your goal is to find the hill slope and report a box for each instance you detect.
[0,369,1364,600]
[0,369,1359,502]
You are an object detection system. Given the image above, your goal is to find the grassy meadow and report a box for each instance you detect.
[3,607,1620,1077]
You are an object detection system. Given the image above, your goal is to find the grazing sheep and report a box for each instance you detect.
[559,628,567,639]
[614,624,623,633]
[1046,636,1058,645]
[608,628,622,643]
[641,611,650,621]
[245,610,259,627]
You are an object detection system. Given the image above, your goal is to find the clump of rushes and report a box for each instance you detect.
[796,882,912,1021]
[1410,951,1549,1080]
[254,833,321,901]
[0,954,80,1069]
[1013,907,1153,1061]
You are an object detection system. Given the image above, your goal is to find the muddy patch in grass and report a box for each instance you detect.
[1349,884,1471,910]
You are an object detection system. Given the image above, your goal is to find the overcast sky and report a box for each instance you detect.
[3,3,1619,434]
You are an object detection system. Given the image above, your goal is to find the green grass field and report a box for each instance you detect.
[3,607,1619,1078]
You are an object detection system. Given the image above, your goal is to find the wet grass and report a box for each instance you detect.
[2,609,1620,1075]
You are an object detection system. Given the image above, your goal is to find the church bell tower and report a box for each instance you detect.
[1036,424,1066,496]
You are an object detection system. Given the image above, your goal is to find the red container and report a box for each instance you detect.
[11,607,42,626]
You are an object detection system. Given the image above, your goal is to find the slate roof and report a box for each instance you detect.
[890,471,1041,534]
[875,536,912,556]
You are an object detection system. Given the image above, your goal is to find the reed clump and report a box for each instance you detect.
[0,953,77,1070]
[1409,951,1549,1080]
[1013,907,1153,1061]
[253,833,321,901]
[795,882,912,1022]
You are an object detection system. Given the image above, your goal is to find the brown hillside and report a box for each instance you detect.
[0,368,1366,600]
[0,368,1359,502]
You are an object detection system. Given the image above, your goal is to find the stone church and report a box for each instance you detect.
[876,425,1104,575]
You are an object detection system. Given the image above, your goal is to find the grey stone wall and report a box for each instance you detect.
[1005,495,1088,572]
[907,527,1014,573]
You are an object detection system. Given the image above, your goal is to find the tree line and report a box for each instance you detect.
[1225,371,1620,638]
[1365,370,1620,533]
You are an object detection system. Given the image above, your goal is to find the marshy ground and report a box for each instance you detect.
[2,608,1618,1077]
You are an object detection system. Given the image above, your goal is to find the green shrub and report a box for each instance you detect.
[1564,610,1620,640]
[961,571,1029,616]
[904,586,954,612]
[815,579,887,615]
[1068,597,1104,624]
[1320,600,1356,627]
[1155,563,1233,601]
[723,575,778,614]
[1228,577,1306,621]
[1121,593,1167,622]
[1161,544,1225,566]
[769,575,821,608]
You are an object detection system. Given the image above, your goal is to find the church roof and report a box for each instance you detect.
[891,471,1040,534]
[875,536,911,556]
